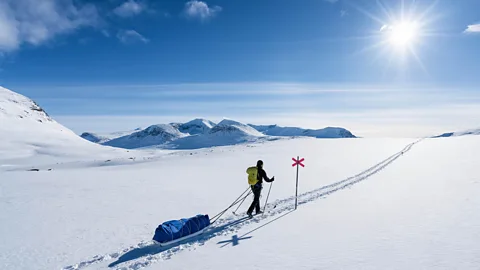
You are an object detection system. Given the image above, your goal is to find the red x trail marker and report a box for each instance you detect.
[292,156,305,209]
[292,157,305,167]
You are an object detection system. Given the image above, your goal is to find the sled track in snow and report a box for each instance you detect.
[62,139,422,270]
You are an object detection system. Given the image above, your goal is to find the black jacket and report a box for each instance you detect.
[256,166,273,184]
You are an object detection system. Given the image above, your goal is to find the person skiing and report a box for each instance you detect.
[247,160,274,218]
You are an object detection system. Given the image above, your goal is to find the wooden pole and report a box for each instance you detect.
[295,156,299,210]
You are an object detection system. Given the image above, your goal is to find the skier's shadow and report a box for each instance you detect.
[217,234,253,247]
[108,216,250,268]
[217,209,295,248]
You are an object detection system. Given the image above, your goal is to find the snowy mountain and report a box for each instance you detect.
[80,128,142,144]
[0,86,121,163]
[433,128,480,138]
[104,124,187,149]
[0,86,53,123]
[210,119,264,137]
[250,124,356,138]
[165,119,266,149]
[80,118,356,150]
[178,118,216,135]
[80,132,109,143]
[98,119,268,150]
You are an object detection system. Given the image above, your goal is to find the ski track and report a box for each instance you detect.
[62,139,421,270]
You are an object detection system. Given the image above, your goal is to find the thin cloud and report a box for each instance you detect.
[113,0,145,18]
[101,30,111,38]
[324,0,339,3]
[183,1,222,21]
[116,30,149,44]
[0,0,99,52]
[464,23,480,33]
[341,10,348,17]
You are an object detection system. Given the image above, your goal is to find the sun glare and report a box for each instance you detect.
[387,21,419,48]
[353,0,441,71]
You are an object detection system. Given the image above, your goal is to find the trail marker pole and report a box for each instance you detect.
[292,156,305,210]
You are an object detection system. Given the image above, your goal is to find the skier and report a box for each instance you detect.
[246,160,274,218]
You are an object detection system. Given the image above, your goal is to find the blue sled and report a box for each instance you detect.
[153,214,210,246]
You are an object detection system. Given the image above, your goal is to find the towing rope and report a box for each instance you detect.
[210,186,251,224]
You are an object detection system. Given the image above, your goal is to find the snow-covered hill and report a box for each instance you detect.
[80,132,110,143]
[165,119,267,149]
[95,119,268,150]
[0,86,53,123]
[210,119,264,137]
[178,118,216,135]
[80,128,142,143]
[82,119,356,150]
[0,86,127,165]
[250,124,356,138]
[104,124,187,149]
[433,128,480,138]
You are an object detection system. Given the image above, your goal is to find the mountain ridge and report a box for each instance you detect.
[82,118,357,149]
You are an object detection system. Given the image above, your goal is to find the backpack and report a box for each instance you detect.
[246,166,258,185]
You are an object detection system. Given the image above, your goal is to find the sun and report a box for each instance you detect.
[351,0,442,72]
[386,21,419,49]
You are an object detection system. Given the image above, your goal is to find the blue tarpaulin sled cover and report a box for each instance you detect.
[153,214,210,244]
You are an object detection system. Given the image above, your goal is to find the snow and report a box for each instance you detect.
[80,132,110,143]
[178,118,216,135]
[164,119,267,149]
[213,119,264,137]
[97,119,267,150]
[81,129,142,143]
[1,86,480,270]
[1,135,480,270]
[434,128,480,138]
[0,87,133,167]
[81,119,356,150]
[0,86,53,122]
[104,124,187,149]
[250,124,356,138]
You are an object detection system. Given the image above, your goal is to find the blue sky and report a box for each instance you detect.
[0,0,479,137]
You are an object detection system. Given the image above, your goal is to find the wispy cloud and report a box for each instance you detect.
[183,1,222,21]
[113,0,145,18]
[0,0,99,52]
[340,10,348,17]
[324,0,339,3]
[464,23,480,33]
[101,30,111,38]
[116,30,149,44]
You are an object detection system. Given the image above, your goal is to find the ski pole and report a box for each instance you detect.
[262,182,273,215]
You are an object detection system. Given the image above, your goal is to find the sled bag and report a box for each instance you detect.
[153,214,210,243]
